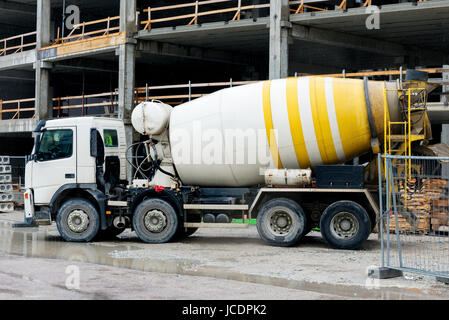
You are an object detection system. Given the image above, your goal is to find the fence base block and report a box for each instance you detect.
[368,267,403,279]
[436,277,449,285]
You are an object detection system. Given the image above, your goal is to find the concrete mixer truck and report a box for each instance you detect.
[18,71,437,249]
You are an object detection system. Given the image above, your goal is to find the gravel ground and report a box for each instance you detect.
[1,210,449,300]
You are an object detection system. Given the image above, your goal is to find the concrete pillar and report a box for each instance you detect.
[35,0,52,121]
[118,0,137,122]
[117,44,136,122]
[269,0,290,80]
[119,0,137,182]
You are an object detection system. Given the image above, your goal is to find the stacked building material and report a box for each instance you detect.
[423,179,449,232]
[0,156,14,213]
[391,178,448,233]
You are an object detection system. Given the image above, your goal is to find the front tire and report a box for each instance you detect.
[320,200,371,250]
[133,198,179,243]
[56,198,100,242]
[256,198,308,247]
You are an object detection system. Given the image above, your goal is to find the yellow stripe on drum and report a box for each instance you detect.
[298,77,322,167]
[262,81,283,169]
[324,77,346,162]
[286,77,310,169]
[309,77,338,164]
[332,78,371,160]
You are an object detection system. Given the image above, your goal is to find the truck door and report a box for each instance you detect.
[32,127,77,205]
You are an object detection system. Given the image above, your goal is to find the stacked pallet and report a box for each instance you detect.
[391,178,448,233]
[424,179,449,232]
[0,156,14,213]
[388,214,431,233]
[431,198,449,232]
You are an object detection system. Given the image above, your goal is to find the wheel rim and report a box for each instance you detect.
[330,211,359,240]
[67,210,90,233]
[266,209,293,237]
[144,210,167,233]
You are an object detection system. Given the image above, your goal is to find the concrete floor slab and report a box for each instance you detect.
[0,118,37,134]
[0,50,35,72]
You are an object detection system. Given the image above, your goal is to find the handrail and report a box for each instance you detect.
[141,0,269,30]
[0,66,443,120]
[0,92,119,120]
[53,16,121,45]
[0,31,37,57]
[140,0,375,31]
[135,80,257,104]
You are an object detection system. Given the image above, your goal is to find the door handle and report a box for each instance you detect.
[65,173,75,179]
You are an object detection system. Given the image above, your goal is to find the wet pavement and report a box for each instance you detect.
[1,211,449,299]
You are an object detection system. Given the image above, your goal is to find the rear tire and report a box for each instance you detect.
[133,198,179,243]
[320,200,371,250]
[256,198,307,247]
[56,198,100,242]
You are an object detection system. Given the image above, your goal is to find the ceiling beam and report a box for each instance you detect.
[0,1,36,15]
[290,24,449,66]
[54,58,119,74]
[291,24,407,56]
[136,40,259,66]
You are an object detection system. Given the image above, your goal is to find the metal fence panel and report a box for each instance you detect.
[380,154,449,279]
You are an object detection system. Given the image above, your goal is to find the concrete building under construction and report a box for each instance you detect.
[0,0,449,157]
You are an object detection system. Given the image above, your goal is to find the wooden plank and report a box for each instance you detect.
[49,33,126,56]
[389,214,430,233]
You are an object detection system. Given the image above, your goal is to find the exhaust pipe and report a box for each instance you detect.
[113,216,129,229]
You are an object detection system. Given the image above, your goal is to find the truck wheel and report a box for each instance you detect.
[256,198,307,247]
[56,198,100,242]
[133,198,179,243]
[320,200,371,250]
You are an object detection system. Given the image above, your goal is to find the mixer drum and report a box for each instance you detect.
[169,77,386,187]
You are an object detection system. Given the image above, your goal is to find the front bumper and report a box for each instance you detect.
[13,189,51,228]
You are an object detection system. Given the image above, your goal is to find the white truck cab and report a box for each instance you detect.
[23,117,127,235]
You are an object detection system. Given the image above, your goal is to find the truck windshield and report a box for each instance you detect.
[36,129,73,161]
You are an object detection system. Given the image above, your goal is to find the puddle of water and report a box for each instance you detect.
[0,225,445,300]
